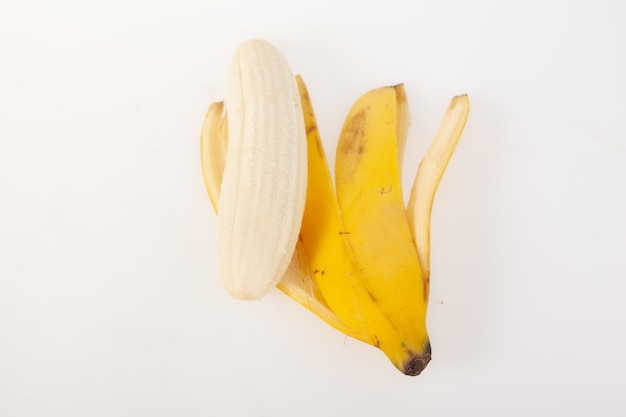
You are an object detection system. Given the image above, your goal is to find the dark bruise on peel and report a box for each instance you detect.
[298,80,326,162]
[340,108,368,156]
[366,290,378,304]
[304,118,324,160]
[313,130,325,160]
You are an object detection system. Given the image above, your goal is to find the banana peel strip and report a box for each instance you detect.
[407,95,470,282]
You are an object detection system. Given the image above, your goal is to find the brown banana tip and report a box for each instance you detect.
[402,342,432,376]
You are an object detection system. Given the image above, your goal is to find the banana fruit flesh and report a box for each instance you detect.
[216,40,307,300]
[201,39,469,375]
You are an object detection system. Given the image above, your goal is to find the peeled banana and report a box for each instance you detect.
[215,39,307,300]
[200,39,469,375]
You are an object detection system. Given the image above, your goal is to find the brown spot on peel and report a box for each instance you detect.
[339,108,368,155]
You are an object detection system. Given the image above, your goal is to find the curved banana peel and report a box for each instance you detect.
[334,84,431,374]
[200,101,228,212]
[200,39,469,376]
[407,95,470,283]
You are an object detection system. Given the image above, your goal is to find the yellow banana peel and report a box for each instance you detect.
[200,39,469,375]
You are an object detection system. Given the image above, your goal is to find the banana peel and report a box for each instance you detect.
[200,40,469,375]
[407,94,470,283]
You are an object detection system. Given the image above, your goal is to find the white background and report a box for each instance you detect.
[1,0,625,415]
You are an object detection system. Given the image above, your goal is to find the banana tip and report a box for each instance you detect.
[402,343,432,376]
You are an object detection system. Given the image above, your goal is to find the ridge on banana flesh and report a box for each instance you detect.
[201,39,469,375]
[216,39,307,300]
